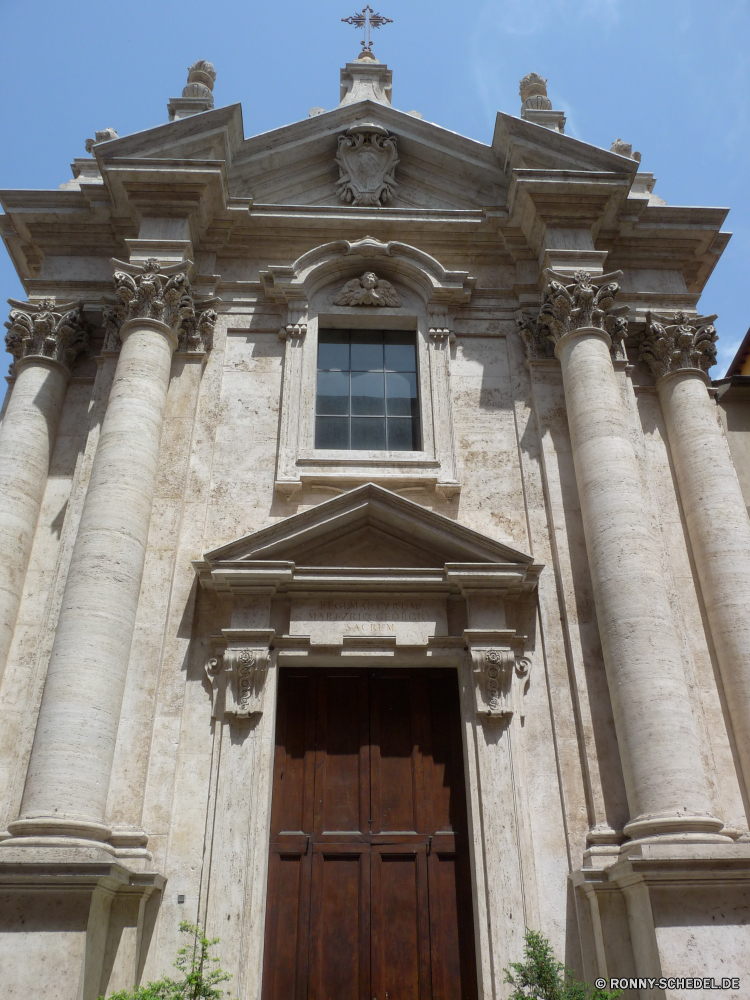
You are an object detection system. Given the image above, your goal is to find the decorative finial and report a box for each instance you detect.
[183,59,216,101]
[518,72,565,133]
[342,5,393,59]
[168,60,216,122]
[519,73,551,111]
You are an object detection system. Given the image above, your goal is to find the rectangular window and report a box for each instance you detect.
[316,330,421,451]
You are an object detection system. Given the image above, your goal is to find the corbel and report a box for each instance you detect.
[205,629,275,721]
[465,629,531,725]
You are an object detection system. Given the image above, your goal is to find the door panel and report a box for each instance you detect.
[314,673,369,836]
[370,674,425,835]
[308,846,370,1000]
[427,849,475,1000]
[263,847,312,1000]
[262,668,478,1000]
[371,846,432,1000]
[271,671,317,835]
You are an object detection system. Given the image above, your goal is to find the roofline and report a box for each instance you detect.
[726,325,750,377]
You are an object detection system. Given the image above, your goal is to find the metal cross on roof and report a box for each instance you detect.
[342,5,393,53]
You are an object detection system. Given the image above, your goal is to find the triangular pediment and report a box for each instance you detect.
[201,483,536,571]
[228,101,508,210]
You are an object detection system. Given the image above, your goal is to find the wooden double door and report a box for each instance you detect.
[262,668,478,1000]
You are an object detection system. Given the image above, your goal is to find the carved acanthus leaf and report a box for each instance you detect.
[4,298,88,376]
[108,259,216,353]
[516,313,555,360]
[333,271,401,307]
[539,270,628,343]
[637,311,718,381]
[518,271,629,361]
[336,124,399,207]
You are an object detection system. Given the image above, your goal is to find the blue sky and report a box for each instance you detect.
[1,0,748,398]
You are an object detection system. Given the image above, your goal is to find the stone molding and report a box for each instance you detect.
[4,298,88,377]
[517,269,628,361]
[261,236,474,319]
[335,123,399,206]
[104,258,217,355]
[206,633,274,721]
[262,238,474,498]
[638,310,718,382]
[333,271,401,306]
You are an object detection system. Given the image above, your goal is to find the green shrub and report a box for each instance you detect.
[504,928,621,1000]
[101,921,234,1000]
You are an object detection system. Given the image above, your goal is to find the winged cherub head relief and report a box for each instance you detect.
[333,271,402,307]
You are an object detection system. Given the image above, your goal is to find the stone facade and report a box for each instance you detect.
[0,51,749,1000]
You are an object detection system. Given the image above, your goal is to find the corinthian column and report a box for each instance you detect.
[8,259,215,843]
[639,312,750,798]
[521,272,725,842]
[0,300,87,675]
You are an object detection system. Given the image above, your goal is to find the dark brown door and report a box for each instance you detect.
[262,669,478,1000]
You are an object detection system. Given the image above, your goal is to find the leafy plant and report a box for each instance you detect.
[102,921,235,1000]
[504,928,621,1000]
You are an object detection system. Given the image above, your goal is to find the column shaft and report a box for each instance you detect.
[14,319,176,837]
[0,360,68,674]
[658,371,750,795]
[556,328,722,840]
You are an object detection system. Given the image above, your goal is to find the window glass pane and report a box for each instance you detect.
[316,371,350,415]
[350,333,384,371]
[385,372,418,417]
[351,417,386,450]
[318,330,350,371]
[351,371,385,415]
[387,418,416,451]
[316,416,349,449]
[384,332,416,372]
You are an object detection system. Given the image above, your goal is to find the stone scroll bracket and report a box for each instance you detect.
[205,631,275,721]
[465,630,532,726]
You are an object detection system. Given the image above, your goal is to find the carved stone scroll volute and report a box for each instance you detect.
[205,645,272,720]
[470,646,532,725]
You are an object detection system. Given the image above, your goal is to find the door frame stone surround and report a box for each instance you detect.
[194,483,543,999]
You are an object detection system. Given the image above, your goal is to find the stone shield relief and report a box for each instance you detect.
[336,123,399,207]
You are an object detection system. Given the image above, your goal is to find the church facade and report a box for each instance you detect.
[0,50,749,1000]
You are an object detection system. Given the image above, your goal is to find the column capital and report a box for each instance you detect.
[4,298,88,377]
[104,257,217,355]
[517,269,629,360]
[638,311,718,383]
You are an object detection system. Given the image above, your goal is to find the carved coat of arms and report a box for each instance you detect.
[336,123,399,207]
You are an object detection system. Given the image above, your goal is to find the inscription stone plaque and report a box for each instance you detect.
[290,595,447,644]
